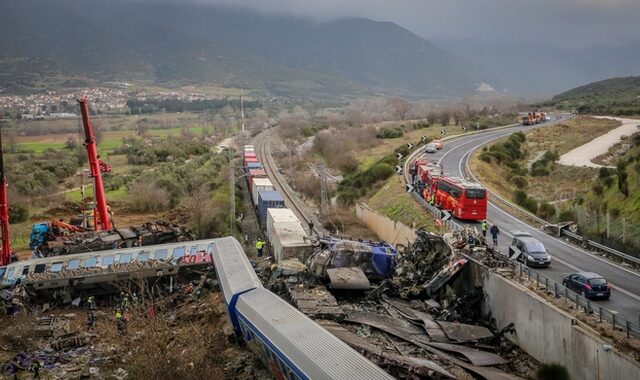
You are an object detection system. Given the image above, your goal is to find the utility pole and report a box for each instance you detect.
[240,89,245,133]
[229,147,235,235]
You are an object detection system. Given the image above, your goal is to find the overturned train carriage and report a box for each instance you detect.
[1,240,213,299]
[213,236,393,380]
[34,221,196,258]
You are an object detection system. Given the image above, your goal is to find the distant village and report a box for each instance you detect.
[0,84,216,120]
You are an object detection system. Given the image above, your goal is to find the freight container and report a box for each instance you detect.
[266,208,300,242]
[270,222,310,262]
[251,178,274,205]
[257,191,285,225]
[246,162,263,171]
[244,157,258,166]
[247,169,267,192]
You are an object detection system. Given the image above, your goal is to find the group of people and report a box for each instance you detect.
[86,293,131,335]
[481,220,500,246]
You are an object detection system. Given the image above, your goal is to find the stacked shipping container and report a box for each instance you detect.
[243,145,311,262]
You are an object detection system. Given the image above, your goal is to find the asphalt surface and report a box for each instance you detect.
[413,120,640,322]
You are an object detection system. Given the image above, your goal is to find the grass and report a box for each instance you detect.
[64,185,128,203]
[14,126,210,153]
[367,175,436,232]
[359,122,462,170]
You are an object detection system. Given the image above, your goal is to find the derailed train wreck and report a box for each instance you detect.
[30,220,196,258]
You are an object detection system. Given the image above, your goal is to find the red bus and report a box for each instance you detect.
[433,177,487,220]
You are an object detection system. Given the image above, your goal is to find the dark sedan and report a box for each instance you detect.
[562,272,611,300]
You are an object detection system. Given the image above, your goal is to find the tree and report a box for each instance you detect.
[387,97,411,120]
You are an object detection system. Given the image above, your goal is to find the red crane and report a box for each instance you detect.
[78,97,111,231]
[0,128,11,266]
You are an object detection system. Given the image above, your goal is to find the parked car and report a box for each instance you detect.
[425,143,438,153]
[562,272,611,300]
[508,231,551,268]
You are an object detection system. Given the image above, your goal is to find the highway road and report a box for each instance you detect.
[411,120,640,322]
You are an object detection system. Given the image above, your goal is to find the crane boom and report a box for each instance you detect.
[78,97,111,231]
[0,128,11,265]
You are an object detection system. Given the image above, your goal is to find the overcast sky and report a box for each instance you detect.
[182,0,640,48]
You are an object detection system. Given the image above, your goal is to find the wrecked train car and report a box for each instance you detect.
[212,236,394,380]
[307,237,397,280]
[1,240,213,299]
[31,221,196,258]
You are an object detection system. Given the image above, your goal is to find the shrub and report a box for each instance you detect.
[536,363,570,380]
[599,167,612,179]
[610,207,621,218]
[530,160,550,176]
[523,197,539,214]
[513,190,528,205]
[479,153,492,163]
[511,176,528,188]
[558,209,576,222]
[413,122,430,129]
[592,183,604,196]
[602,176,615,188]
[537,202,556,220]
[9,203,28,223]
[376,127,403,139]
[127,181,171,212]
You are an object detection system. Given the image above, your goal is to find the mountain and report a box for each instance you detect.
[0,0,477,99]
[436,39,640,98]
[541,76,640,115]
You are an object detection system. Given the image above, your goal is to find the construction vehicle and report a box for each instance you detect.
[78,97,111,231]
[0,129,13,266]
[522,112,546,125]
[28,97,196,257]
[29,221,85,251]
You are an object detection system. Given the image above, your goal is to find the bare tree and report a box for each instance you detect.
[387,97,412,120]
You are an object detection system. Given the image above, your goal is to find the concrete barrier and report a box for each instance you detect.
[355,203,417,245]
[478,262,640,380]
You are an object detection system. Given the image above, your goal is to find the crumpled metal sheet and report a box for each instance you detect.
[422,341,506,366]
[436,321,494,342]
[327,267,370,290]
[319,320,456,379]
[382,296,449,343]
[392,230,453,298]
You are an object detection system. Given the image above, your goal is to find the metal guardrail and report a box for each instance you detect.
[562,230,640,266]
[409,189,640,340]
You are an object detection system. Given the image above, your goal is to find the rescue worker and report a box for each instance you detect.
[429,193,435,206]
[120,293,129,310]
[490,224,500,246]
[308,221,315,235]
[481,220,488,239]
[87,295,96,310]
[9,251,18,263]
[30,360,41,379]
[115,310,128,335]
[255,238,265,258]
[87,310,96,331]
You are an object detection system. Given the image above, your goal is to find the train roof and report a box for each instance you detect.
[2,239,216,270]
[211,236,262,306]
[236,288,393,379]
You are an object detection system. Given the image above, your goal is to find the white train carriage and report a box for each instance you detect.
[0,240,215,291]
[212,237,393,380]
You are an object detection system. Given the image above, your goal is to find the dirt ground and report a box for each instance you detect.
[0,279,269,380]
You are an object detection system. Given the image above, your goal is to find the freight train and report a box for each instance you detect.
[411,159,488,220]
[213,236,393,379]
[243,145,311,262]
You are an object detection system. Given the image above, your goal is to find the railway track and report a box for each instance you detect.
[253,129,328,235]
